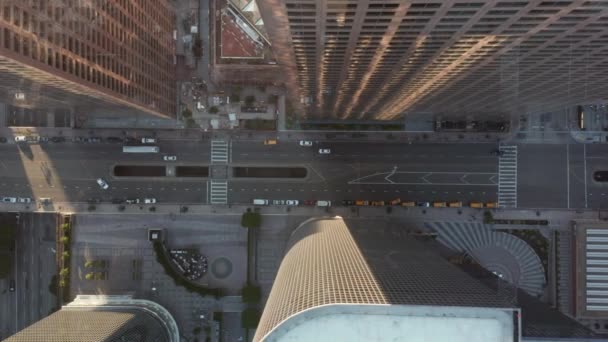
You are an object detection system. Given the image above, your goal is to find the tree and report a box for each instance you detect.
[241,212,261,229]
[241,284,261,303]
[85,273,94,280]
[85,260,95,268]
[230,94,240,103]
[182,108,193,119]
[60,236,69,245]
[59,268,69,277]
[244,95,256,106]
[241,308,260,329]
[209,106,219,114]
[483,210,494,224]
[61,223,70,232]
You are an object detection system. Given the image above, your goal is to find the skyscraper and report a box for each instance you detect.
[258,1,608,120]
[254,217,600,342]
[5,295,180,342]
[0,0,176,118]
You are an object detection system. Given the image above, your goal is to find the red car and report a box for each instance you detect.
[303,200,316,206]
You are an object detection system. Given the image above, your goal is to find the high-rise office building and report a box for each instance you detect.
[258,1,608,120]
[0,0,176,118]
[5,295,180,342]
[254,217,599,342]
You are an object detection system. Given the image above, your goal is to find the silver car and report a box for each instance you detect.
[96,178,109,190]
[2,197,17,203]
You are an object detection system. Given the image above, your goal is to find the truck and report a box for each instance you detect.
[122,145,159,153]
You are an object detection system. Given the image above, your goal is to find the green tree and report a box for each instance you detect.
[59,268,69,277]
[230,94,240,103]
[241,211,261,229]
[483,210,494,224]
[61,223,70,232]
[209,106,219,114]
[244,95,256,106]
[241,284,261,303]
[241,308,260,329]
[85,273,94,280]
[182,108,193,119]
[84,260,95,268]
[60,236,69,245]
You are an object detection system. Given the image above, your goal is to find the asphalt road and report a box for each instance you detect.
[0,139,605,209]
[0,213,57,340]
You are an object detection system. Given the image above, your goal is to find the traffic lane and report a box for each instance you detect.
[586,145,608,209]
[231,141,499,163]
[228,181,497,204]
[517,144,568,209]
[0,177,208,203]
[568,144,587,209]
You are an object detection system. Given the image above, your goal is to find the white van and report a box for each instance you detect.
[316,200,331,207]
[253,199,269,205]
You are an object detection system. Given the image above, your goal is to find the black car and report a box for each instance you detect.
[594,171,608,182]
[111,198,125,204]
[342,200,355,206]
[106,137,123,143]
[490,149,504,156]
[9,279,15,292]
[51,136,66,143]
[0,137,7,143]
[87,198,102,204]
[124,137,138,144]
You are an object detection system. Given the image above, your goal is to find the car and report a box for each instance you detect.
[96,178,109,190]
[163,155,177,161]
[448,201,462,208]
[9,279,15,292]
[14,135,27,142]
[299,140,313,146]
[124,137,138,144]
[125,198,140,204]
[594,171,608,182]
[50,136,66,143]
[342,200,355,206]
[87,198,102,204]
[286,200,299,206]
[264,139,277,145]
[144,198,157,204]
[141,137,156,144]
[401,201,416,207]
[371,201,385,206]
[433,202,447,208]
[318,148,331,154]
[316,200,331,207]
[39,136,49,143]
[303,200,316,206]
[0,137,7,143]
[417,202,431,207]
[17,197,32,203]
[2,197,17,203]
[85,137,102,143]
[485,202,498,209]
[72,136,84,143]
[490,149,504,156]
[111,198,124,204]
[355,200,369,206]
[106,137,123,143]
[272,199,285,205]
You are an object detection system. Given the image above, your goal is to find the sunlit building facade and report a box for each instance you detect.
[258,0,608,120]
[0,0,176,118]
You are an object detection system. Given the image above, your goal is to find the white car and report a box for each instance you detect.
[2,197,17,203]
[299,141,313,146]
[96,178,109,190]
[318,148,331,154]
[141,137,156,144]
[316,200,331,207]
[144,198,157,204]
[17,197,32,203]
[286,200,299,206]
[163,155,177,161]
[14,136,27,142]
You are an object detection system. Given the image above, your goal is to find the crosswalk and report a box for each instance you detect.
[209,180,228,205]
[498,145,518,208]
[211,140,229,163]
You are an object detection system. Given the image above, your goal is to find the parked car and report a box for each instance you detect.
[111,198,124,204]
[316,200,331,207]
[125,198,140,204]
[417,202,431,207]
[272,199,286,205]
[490,149,504,156]
[86,137,102,143]
[299,140,313,146]
[342,200,355,206]
[0,137,7,143]
[401,201,416,207]
[17,197,32,203]
[39,136,49,143]
[50,136,66,143]
[253,199,269,205]
[144,198,157,204]
[485,202,498,208]
[303,200,316,206]
[470,202,484,208]
[355,200,369,206]
[124,137,138,144]
[106,137,123,143]
[9,279,15,292]
[318,148,331,154]
[2,197,17,203]
[433,202,447,208]
[371,201,385,206]
[87,198,102,204]
[96,178,109,190]
[163,155,177,161]
[594,171,608,182]
[448,201,462,208]
[264,139,277,145]
[286,200,299,206]
[141,137,156,144]
[14,135,27,142]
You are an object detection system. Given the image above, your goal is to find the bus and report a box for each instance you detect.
[122,145,159,153]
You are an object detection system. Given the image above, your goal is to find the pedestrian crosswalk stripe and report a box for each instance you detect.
[209,180,228,204]
[498,145,518,208]
[211,140,229,163]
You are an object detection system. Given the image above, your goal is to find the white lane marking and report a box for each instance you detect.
[584,144,588,208]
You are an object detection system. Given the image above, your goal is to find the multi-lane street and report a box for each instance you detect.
[0,139,605,209]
